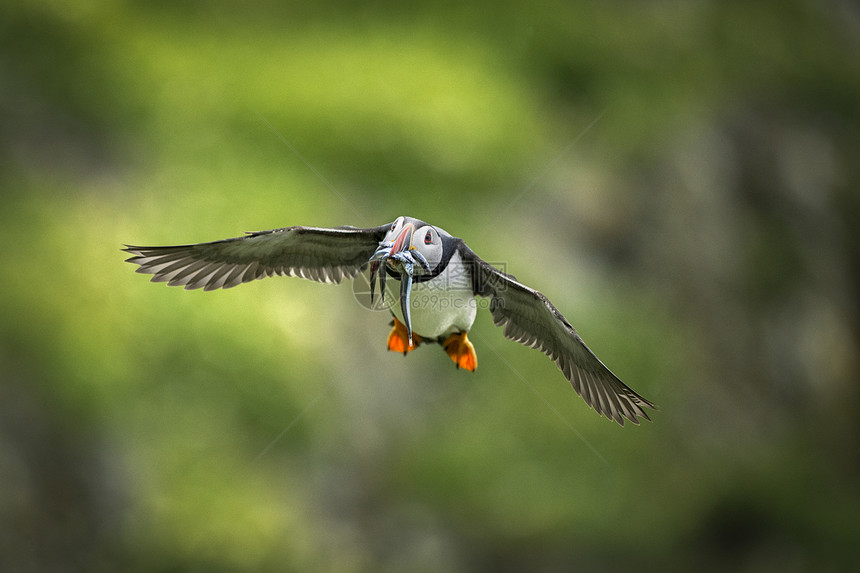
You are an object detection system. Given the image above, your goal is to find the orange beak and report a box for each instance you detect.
[389,223,414,255]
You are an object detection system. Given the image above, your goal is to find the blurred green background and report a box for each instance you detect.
[2,1,859,571]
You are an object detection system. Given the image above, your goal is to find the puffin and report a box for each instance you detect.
[124,216,655,425]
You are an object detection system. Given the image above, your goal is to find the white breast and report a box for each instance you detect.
[389,251,478,339]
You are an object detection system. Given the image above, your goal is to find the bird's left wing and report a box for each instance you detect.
[124,224,391,290]
[459,242,656,425]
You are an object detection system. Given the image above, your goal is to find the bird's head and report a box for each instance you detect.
[370,216,446,277]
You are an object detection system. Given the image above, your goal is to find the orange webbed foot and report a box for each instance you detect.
[387,316,421,355]
[442,332,477,372]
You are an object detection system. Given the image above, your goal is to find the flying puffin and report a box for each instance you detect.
[124,216,655,425]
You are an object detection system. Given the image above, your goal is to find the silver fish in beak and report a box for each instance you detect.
[367,225,430,345]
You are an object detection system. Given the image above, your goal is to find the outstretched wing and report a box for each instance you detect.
[459,242,656,426]
[124,224,391,291]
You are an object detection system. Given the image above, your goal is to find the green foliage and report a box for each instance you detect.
[2,1,858,571]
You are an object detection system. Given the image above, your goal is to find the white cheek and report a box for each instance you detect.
[426,245,443,269]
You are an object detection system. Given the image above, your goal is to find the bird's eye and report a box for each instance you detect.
[424,231,433,244]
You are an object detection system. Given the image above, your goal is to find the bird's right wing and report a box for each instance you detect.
[459,241,656,425]
[124,224,391,291]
